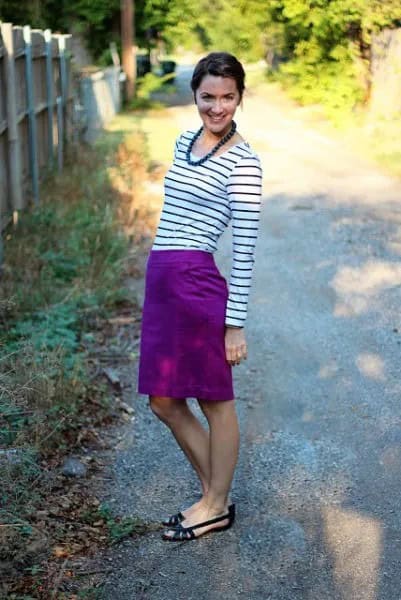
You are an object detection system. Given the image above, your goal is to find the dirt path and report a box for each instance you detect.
[99,66,401,599]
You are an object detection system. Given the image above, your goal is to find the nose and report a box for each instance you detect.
[210,99,224,114]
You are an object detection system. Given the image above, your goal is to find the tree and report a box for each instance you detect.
[121,0,136,100]
[2,0,401,108]
[262,0,401,112]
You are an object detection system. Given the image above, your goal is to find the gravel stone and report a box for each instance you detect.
[61,457,87,477]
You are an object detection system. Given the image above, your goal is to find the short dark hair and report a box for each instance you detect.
[190,52,245,100]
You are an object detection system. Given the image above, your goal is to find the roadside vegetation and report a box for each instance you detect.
[0,124,162,598]
[2,0,399,177]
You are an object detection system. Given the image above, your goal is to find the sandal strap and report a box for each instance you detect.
[164,505,234,528]
[187,511,231,532]
[172,524,195,540]
[165,511,184,527]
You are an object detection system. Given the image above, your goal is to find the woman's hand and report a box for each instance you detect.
[225,327,247,366]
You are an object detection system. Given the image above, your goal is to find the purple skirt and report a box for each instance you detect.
[137,249,234,401]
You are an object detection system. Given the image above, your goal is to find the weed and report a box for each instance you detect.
[0,121,150,597]
[96,503,152,544]
[77,587,104,599]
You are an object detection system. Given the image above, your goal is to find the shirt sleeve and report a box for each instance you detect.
[225,153,263,327]
[173,134,181,161]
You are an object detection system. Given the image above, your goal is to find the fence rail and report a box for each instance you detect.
[0,22,74,225]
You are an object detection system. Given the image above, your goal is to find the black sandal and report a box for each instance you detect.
[162,504,236,542]
[162,502,235,528]
[162,511,184,528]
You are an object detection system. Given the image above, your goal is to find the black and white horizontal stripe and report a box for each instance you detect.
[153,130,262,327]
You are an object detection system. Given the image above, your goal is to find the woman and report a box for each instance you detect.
[138,52,262,541]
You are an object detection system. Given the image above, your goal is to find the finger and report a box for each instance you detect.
[226,349,236,365]
[229,352,240,366]
[227,345,238,363]
[232,354,240,365]
[226,348,235,364]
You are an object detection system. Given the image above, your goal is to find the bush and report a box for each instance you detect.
[277,55,365,120]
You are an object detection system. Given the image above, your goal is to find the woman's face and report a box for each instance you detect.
[195,75,241,136]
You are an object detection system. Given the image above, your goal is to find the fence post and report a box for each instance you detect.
[23,25,40,205]
[0,211,3,271]
[44,29,54,169]
[56,97,64,172]
[2,22,23,211]
[59,36,68,132]
[56,35,68,171]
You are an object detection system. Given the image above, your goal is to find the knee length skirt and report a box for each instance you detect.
[137,249,234,401]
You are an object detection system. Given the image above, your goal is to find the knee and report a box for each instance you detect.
[199,399,236,424]
[149,396,187,425]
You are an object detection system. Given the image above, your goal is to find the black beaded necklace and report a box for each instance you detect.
[186,120,237,166]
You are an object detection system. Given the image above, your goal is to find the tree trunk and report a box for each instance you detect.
[121,0,136,101]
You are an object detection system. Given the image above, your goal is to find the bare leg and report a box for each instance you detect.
[149,396,210,497]
[200,399,239,512]
[164,398,239,538]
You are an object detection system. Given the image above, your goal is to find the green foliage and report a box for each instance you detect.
[2,0,401,66]
[6,303,79,365]
[192,0,270,61]
[0,138,133,477]
[69,0,119,26]
[66,0,121,59]
[276,49,366,119]
[2,0,401,125]
[141,0,401,116]
[0,446,41,506]
[129,71,176,109]
[265,0,401,115]
[89,503,151,544]
[1,156,129,321]
[0,342,89,450]
[77,587,104,600]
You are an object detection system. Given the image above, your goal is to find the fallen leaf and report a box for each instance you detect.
[53,546,69,558]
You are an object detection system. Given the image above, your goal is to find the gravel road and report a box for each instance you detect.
[100,66,401,600]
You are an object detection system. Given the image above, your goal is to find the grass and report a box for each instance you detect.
[309,109,401,179]
[0,118,160,597]
[348,115,401,178]
[0,139,132,456]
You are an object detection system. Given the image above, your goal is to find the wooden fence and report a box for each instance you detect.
[0,22,73,228]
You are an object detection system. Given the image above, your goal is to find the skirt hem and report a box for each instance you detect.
[137,386,234,402]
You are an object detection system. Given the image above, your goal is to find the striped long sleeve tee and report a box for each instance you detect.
[152,130,263,327]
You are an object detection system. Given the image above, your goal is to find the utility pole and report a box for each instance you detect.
[121,0,136,101]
